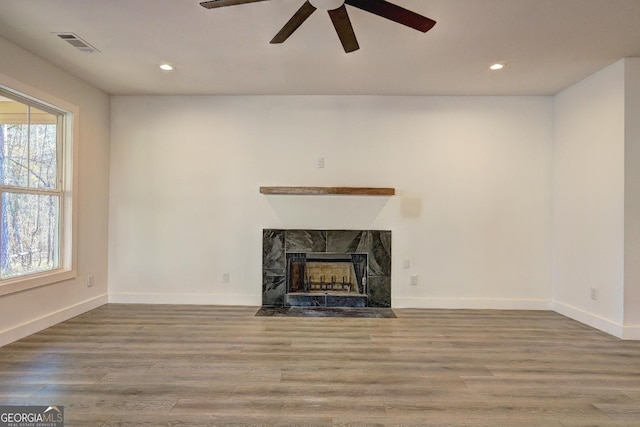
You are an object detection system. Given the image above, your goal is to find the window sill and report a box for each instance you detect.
[0,269,77,297]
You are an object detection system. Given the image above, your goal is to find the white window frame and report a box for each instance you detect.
[0,72,78,296]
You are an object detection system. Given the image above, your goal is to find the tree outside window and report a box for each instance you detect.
[0,93,63,280]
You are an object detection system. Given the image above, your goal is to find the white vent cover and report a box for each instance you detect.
[54,32,100,53]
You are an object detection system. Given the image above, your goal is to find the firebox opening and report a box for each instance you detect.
[286,252,368,296]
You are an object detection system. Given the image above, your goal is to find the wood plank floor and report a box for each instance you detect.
[2,305,640,426]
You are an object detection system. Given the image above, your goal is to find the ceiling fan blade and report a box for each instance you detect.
[200,0,269,9]
[345,0,436,32]
[328,5,359,53]
[270,1,317,44]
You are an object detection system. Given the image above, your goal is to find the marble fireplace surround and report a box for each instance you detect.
[263,229,391,308]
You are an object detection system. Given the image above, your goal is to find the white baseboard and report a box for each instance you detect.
[108,292,262,306]
[551,300,625,339]
[0,294,108,347]
[392,297,551,310]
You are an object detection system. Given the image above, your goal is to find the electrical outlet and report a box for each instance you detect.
[590,286,598,301]
[403,259,410,269]
[87,275,94,288]
[316,157,325,168]
[410,275,418,286]
[222,273,230,283]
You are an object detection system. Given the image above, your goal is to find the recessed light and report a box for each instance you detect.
[490,63,505,71]
[160,64,174,71]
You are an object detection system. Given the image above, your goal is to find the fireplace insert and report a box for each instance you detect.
[286,252,367,295]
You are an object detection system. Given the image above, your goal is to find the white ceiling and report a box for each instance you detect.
[1,0,639,96]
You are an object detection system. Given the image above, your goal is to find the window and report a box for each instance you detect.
[0,86,73,287]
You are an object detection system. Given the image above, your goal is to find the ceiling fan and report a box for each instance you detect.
[200,0,436,53]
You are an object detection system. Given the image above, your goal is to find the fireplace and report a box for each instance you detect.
[287,252,367,294]
[262,229,391,308]
[285,252,369,307]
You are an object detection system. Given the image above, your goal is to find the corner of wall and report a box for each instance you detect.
[551,59,626,334]
[551,299,623,339]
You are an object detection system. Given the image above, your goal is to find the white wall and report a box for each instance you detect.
[552,61,626,336]
[109,95,552,309]
[0,37,110,346]
[624,58,640,334]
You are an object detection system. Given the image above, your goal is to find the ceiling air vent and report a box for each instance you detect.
[54,32,100,53]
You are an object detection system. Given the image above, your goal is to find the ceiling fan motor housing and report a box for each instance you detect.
[309,0,345,10]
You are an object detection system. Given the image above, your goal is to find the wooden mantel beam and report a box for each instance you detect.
[259,186,395,196]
